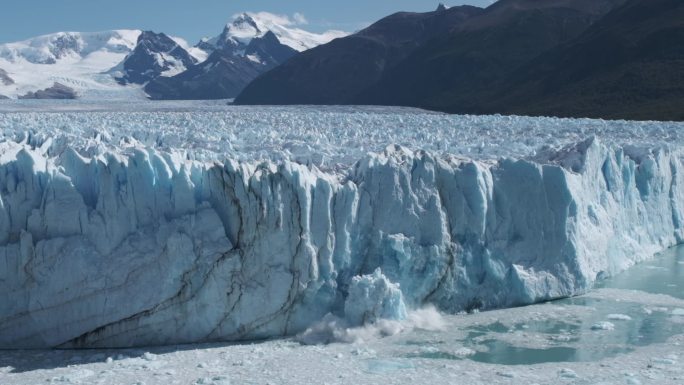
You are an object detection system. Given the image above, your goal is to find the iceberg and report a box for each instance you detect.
[0,130,682,348]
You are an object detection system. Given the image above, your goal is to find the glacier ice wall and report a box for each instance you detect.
[0,137,682,348]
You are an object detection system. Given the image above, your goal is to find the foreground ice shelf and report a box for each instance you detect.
[0,135,682,348]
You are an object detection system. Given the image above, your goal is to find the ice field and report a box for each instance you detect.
[0,100,683,383]
[0,100,682,167]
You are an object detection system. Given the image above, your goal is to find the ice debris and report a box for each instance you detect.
[344,269,408,326]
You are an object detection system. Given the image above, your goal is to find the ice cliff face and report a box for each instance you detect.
[0,137,682,348]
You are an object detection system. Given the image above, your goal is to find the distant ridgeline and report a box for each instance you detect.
[1,0,681,121]
[0,13,345,101]
[235,0,684,121]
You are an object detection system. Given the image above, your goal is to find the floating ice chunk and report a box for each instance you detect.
[364,359,414,374]
[591,322,615,331]
[344,268,408,326]
[195,377,230,385]
[47,369,96,383]
[672,308,684,316]
[453,347,476,357]
[644,307,669,315]
[558,368,578,378]
[607,314,632,321]
[351,348,377,357]
[651,357,677,365]
[497,371,516,378]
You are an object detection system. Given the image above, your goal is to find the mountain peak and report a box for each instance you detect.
[196,12,348,54]
[231,13,260,31]
[436,3,448,12]
[224,13,262,41]
[115,30,197,85]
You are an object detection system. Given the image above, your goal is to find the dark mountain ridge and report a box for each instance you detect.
[115,31,197,85]
[490,0,684,120]
[235,5,484,104]
[236,0,683,121]
[145,31,297,100]
[356,0,625,111]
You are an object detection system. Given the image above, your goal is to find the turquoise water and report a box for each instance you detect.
[405,246,684,366]
[596,246,684,299]
[468,247,684,365]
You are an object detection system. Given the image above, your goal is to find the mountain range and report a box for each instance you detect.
[236,0,684,121]
[0,2,681,121]
[0,13,346,100]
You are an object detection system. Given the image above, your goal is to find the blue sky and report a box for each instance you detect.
[1,0,494,44]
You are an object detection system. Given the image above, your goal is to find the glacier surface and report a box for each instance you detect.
[0,102,683,348]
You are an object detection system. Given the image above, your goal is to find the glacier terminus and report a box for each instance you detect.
[0,102,683,348]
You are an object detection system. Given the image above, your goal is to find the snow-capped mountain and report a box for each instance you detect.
[197,12,347,54]
[112,31,198,85]
[0,12,347,100]
[0,30,140,65]
[145,31,298,100]
[0,30,144,99]
[144,12,348,100]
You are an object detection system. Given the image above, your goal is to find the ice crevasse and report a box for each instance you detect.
[0,137,682,348]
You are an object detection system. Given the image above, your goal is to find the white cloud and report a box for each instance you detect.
[292,13,308,25]
[234,12,310,27]
[244,12,294,26]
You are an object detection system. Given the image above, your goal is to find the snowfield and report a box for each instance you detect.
[0,31,145,99]
[0,101,683,351]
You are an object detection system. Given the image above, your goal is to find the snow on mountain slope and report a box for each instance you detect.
[0,30,149,99]
[0,30,141,65]
[198,12,348,54]
[0,104,683,348]
[171,36,209,63]
[112,31,199,85]
[0,14,343,100]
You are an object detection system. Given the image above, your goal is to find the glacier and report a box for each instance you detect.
[1,103,684,348]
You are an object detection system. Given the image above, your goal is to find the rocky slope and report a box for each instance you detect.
[0,68,13,85]
[236,0,683,121]
[17,82,77,99]
[113,31,197,85]
[146,31,297,100]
